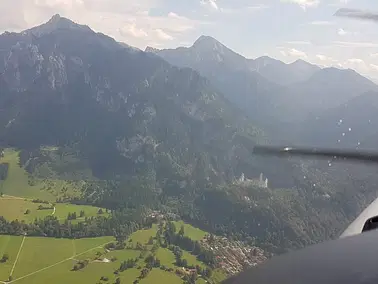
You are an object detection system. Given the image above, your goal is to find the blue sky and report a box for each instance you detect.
[1,0,378,81]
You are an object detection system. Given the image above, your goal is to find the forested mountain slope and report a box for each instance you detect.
[0,15,377,257]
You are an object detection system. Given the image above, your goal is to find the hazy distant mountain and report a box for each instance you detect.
[146,36,285,132]
[147,36,320,87]
[148,36,377,142]
[251,57,320,86]
[300,90,378,148]
[289,67,377,110]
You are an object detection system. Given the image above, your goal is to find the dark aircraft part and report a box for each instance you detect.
[334,8,378,23]
[253,146,378,164]
[222,228,378,284]
[362,216,378,233]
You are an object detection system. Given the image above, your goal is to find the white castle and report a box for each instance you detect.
[235,172,268,188]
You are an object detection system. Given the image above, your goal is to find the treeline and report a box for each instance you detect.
[0,207,154,239]
[0,163,8,180]
[161,222,216,267]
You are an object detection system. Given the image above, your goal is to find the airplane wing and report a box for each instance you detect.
[223,228,378,284]
[340,196,378,238]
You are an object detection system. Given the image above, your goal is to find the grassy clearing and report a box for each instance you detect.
[155,248,176,268]
[0,149,83,201]
[106,249,141,262]
[182,250,205,268]
[0,198,52,222]
[12,237,73,278]
[0,228,222,284]
[0,149,55,201]
[0,236,115,282]
[173,221,207,241]
[197,278,208,284]
[54,203,108,221]
[74,237,113,255]
[140,268,182,284]
[0,197,107,224]
[0,235,23,281]
[128,224,158,246]
[13,260,118,284]
[212,268,228,283]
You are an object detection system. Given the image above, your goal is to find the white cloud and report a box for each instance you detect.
[337,28,347,36]
[155,29,173,40]
[286,40,312,45]
[0,0,209,48]
[246,4,269,12]
[370,64,378,71]
[200,0,218,11]
[333,41,378,48]
[343,58,369,72]
[347,58,364,64]
[309,21,334,25]
[280,48,308,58]
[370,53,378,58]
[314,54,338,67]
[316,54,332,61]
[119,23,148,38]
[281,0,320,10]
[168,12,184,20]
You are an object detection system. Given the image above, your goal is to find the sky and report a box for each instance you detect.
[1,0,378,81]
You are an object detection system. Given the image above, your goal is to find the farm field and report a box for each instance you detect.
[173,221,207,241]
[0,149,82,201]
[0,149,224,283]
[0,224,216,284]
[0,197,107,223]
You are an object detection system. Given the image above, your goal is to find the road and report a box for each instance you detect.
[9,236,26,277]
[8,241,113,283]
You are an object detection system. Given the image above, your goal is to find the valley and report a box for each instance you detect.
[1,12,378,284]
[0,148,247,284]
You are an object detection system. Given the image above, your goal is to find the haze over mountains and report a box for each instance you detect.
[2,14,378,256]
[146,36,378,146]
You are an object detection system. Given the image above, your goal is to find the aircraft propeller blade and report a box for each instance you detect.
[334,8,378,22]
[253,146,378,164]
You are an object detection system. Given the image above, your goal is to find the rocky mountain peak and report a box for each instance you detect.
[24,14,93,37]
[145,46,160,53]
[192,35,224,51]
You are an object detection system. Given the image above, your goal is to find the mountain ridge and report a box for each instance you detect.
[1,15,378,257]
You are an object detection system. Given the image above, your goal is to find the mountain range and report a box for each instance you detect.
[1,15,378,254]
[147,36,378,144]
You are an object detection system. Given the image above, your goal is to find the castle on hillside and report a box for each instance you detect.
[235,172,268,188]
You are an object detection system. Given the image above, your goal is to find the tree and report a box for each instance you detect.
[181,259,188,267]
[140,268,150,279]
[203,268,213,278]
[80,210,85,217]
[115,277,121,284]
[147,236,154,245]
[136,242,143,250]
[98,208,104,215]
[0,192,3,197]
[190,271,198,283]
[179,225,185,237]
[0,254,9,263]
[24,209,30,215]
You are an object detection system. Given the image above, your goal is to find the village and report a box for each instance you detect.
[200,235,267,275]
